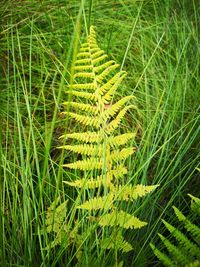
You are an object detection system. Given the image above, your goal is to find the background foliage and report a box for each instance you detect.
[0,0,199,266]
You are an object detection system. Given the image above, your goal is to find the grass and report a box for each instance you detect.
[0,0,200,266]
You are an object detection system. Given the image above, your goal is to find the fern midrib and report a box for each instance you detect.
[87,31,115,201]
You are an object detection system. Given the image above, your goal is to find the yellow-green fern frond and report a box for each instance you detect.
[115,184,159,201]
[77,193,114,210]
[63,102,97,114]
[70,83,96,90]
[53,25,159,264]
[96,72,126,96]
[58,144,104,156]
[106,105,135,133]
[67,112,101,128]
[59,131,102,143]
[110,165,128,178]
[110,147,136,162]
[66,90,97,101]
[108,133,136,147]
[63,174,112,189]
[46,197,68,233]
[101,231,133,253]
[102,96,135,119]
[63,158,103,170]
[99,210,147,229]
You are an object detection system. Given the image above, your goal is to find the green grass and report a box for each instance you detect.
[0,0,200,266]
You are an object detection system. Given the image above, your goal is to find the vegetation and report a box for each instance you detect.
[151,194,200,267]
[0,1,199,266]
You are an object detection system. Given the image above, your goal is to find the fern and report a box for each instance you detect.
[46,26,158,265]
[151,194,200,267]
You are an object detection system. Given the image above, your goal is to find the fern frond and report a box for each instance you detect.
[58,144,104,156]
[110,165,128,178]
[101,231,133,253]
[102,72,127,103]
[74,72,94,79]
[108,133,136,147]
[59,131,103,143]
[115,184,159,201]
[70,83,96,90]
[150,243,176,267]
[110,147,135,162]
[63,173,112,189]
[94,60,115,73]
[99,210,147,229]
[67,112,101,128]
[102,96,135,119]
[96,64,119,83]
[63,102,97,114]
[158,233,190,266]
[46,197,68,233]
[173,206,200,242]
[75,58,91,64]
[74,64,93,71]
[66,90,97,101]
[63,158,103,170]
[77,193,114,210]
[106,105,134,133]
[162,220,200,257]
[97,71,126,97]
[53,25,159,264]
[189,194,200,216]
[93,54,107,64]
[152,194,200,267]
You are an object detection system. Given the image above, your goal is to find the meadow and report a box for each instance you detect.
[0,1,200,266]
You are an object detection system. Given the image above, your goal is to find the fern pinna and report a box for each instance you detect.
[46,26,158,264]
[151,194,200,267]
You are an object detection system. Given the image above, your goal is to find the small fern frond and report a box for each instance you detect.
[96,72,126,96]
[115,184,159,201]
[77,193,114,210]
[108,133,136,147]
[162,220,200,257]
[63,101,98,114]
[46,197,68,233]
[66,90,97,101]
[106,105,134,133]
[63,174,112,189]
[101,72,127,103]
[173,206,200,242]
[151,194,200,267]
[110,165,128,178]
[189,194,200,216]
[102,96,135,120]
[59,131,102,143]
[150,243,176,267]
[101,231,133,253]
[158,233,190,266]
[70,82,96,90]
[58,144,104,156]
[99,210,147,229]
[67,112,101,128]
[110,147,136,162]
[63,158,103,170]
